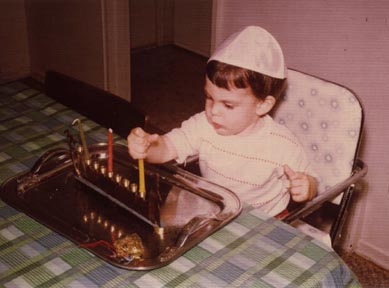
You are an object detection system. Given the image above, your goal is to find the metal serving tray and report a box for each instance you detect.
[0,143,241,270]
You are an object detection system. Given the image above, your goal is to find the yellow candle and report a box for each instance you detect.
[138,159,146,195]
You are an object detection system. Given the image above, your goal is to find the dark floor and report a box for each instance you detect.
[131,45,206,133]
[131,45,389,287]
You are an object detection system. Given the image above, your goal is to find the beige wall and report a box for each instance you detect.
[130,0,174,49]
[1,0,130,100]
[130,0,157,49]
[212,0,389,269]
[174,0,213,56]
[0,0,30,80]
[156,0,175,47]
[129,0,211,55]
[25,0,106,88]
[103,0,131,100]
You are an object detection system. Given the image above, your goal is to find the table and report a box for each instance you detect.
[0,80,360,287]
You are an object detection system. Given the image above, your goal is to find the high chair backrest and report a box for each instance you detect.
[272,69,363,201]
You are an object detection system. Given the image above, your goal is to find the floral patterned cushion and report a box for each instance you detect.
[272,69,363,201]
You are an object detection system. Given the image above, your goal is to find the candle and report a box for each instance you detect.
[93,161,99,171]
[72,118,90,162]
[115,174,122,183]
[138,159,146,195]
[130,183,138,193]
[154,226,164,240]
[122,178,130,188]
[108,128,113,174]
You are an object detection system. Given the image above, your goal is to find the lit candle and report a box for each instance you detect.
[130,183,138,193]
[154,226,164,240]
[115,174,122,183]
[93,161,99,171]
[138,159,146,195]
[108,128,113,174]
[122,178,130,188]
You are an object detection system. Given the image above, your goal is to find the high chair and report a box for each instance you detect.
[272,69,367,247]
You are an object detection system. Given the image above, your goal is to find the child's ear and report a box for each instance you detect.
[256,95,276,116]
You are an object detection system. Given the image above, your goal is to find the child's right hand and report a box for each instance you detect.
[127,127,159,159]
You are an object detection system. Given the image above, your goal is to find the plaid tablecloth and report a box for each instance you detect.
[0,81,360,287]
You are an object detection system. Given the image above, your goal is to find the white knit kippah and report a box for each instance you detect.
[209,26,287,79]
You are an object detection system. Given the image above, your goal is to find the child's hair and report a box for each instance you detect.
[206,60,287,100]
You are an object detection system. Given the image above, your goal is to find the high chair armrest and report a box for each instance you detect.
[172,156,367,226]
[280,159,367,224]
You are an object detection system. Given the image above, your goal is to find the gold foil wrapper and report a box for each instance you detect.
[114,233,145,259]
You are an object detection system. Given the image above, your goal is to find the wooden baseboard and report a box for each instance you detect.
[357,239,389,270]
[174,41,210,58]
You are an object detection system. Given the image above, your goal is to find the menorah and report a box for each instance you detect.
[70,119,164,228]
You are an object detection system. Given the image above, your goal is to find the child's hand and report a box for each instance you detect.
[127,127,159,159]
[283,165,317,202]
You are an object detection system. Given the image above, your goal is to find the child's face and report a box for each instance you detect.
[204,76,262,136]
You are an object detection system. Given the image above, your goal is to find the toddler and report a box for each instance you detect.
[128,26,317,216]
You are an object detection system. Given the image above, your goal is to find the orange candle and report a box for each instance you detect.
[108,128,113,174]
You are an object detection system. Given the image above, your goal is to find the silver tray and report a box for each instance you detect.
[0,143,241,270]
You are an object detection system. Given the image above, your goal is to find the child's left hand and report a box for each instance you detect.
[283,165,317,202]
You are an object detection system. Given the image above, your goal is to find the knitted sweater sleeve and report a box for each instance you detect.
[164,112,206,164]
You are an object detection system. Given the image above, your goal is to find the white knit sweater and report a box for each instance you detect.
[166,112,315,216]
